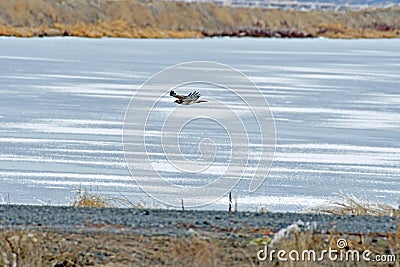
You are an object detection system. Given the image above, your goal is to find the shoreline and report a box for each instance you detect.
[1,25,399,39]
[0,205,397,234]
[0,205,398,266]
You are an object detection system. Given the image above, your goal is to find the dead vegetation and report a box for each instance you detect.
[0,0,399,38]
[0,193,399,266]
[73,187,112,208]
[0,221,398,266]
[264,226,400,266]
[73,187,146,209]
[0,229,258,266]
[310,193,398,217]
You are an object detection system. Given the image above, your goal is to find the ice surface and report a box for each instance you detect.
[0,38,399,211]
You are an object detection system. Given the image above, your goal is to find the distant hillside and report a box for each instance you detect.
[0,0,399,38]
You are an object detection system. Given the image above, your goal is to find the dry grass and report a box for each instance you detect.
[73,187,113,208]
[0,0,399,38]
[53,21,203,38]
[73,187,146,209]
[253,194,400,265]
[1,192,399,266]
[0,229,259,266]
[265,228,400,266]
[260,198,400,265]
[0,224,398,266]
[310,193,397,216]
[263,194,398,266]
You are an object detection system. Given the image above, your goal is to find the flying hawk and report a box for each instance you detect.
[170,90,207,105]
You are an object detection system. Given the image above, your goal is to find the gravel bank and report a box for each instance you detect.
[0,205,396,234]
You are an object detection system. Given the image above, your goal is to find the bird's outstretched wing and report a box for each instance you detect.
[186,91,201,101]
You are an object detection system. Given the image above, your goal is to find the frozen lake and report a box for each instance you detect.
[0,37,399,211]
